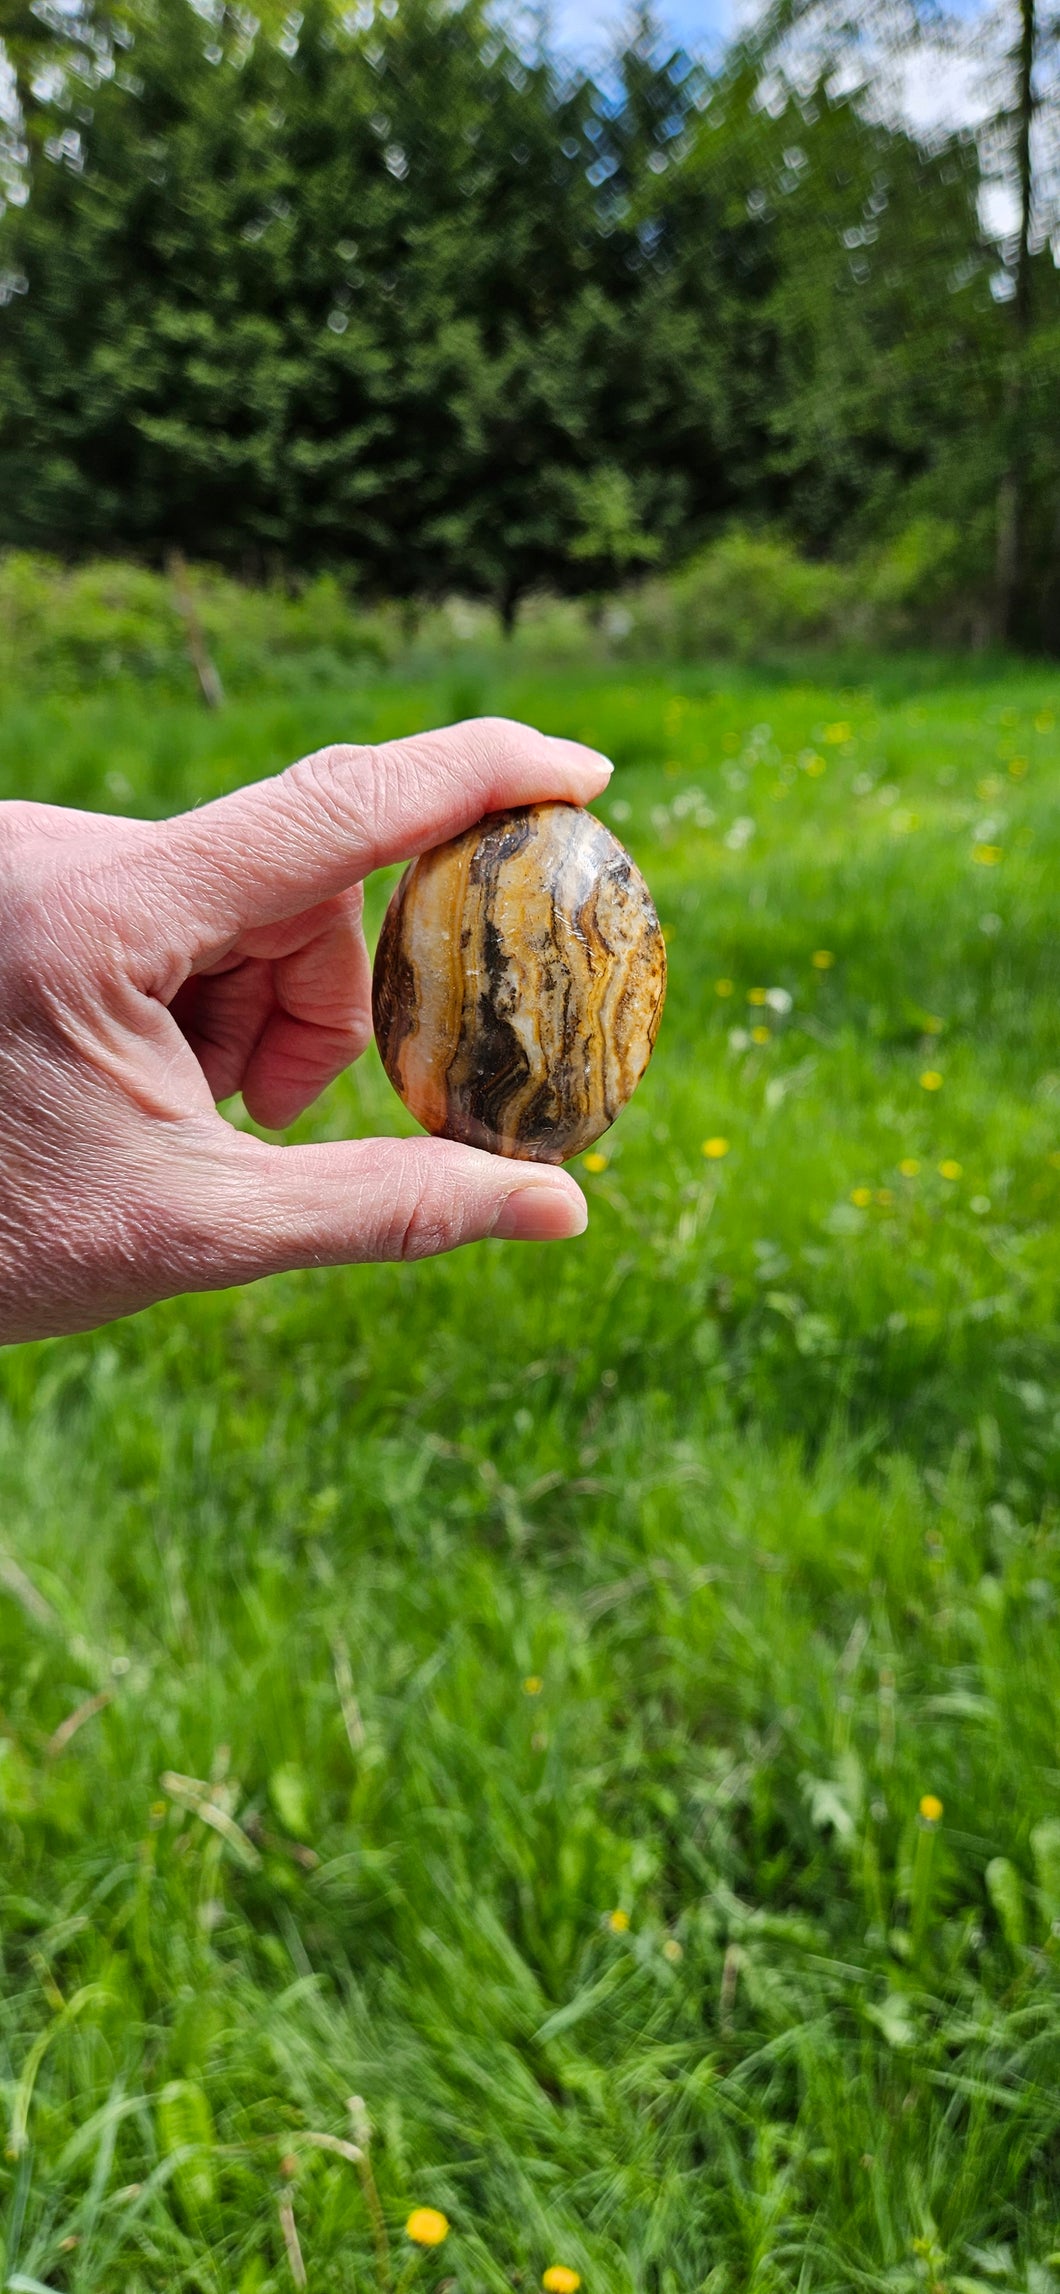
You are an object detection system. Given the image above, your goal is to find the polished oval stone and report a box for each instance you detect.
[372,801,666,1163]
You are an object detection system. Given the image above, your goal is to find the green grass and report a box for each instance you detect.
[2,656,1060,2294]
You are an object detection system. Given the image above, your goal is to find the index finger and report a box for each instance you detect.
[134,718,613,963]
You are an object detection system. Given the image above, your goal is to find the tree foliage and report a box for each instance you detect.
[0,0,1056,641]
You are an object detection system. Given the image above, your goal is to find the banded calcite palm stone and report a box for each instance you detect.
[372,801,666,1163]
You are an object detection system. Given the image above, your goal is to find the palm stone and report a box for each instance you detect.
[372,800,666,1163]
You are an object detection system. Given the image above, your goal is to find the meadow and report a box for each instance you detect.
[1,654,1060,2293]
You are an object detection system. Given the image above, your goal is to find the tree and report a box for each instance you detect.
[755,0,1060,642]
[0,0,774,607]
[979,0,1060,638]
[1,0,1049,639]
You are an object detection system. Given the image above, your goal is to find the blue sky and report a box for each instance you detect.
[547,0,1003,53]
[547,0,735,62]
[541,0,1014,155]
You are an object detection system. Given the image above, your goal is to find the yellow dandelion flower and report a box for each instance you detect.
[1008,757,1028,778]
[582,1152,608,1174]
[875,1188,894,1206]
[804,754,826,777]
[715,978,734,997]
[811,950,834,970]
[748,986,768,1006]
[523,1676,543,1696]
[607,1909,630,1934]
[850,1187,872,1208]
[899,1157,921,1177]
[543,2270,582,2294]
[922,1014,944,1035]
[823,721,852,743]
[973,843,1002,866]
[751,1024,771,1045]
[406,2208,449,2247]
[938,1159,962,1181]
[919,1794,943,1826]
[920,1071,943,1092]
[702,1137,730,1160]
[662,1938,684,1963]
[1034,711,1054,732]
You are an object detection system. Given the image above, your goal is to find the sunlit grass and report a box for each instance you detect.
[0,657,1059,2290]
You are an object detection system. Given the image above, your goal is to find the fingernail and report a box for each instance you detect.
[545,734,613,778]
[491,1182,588,1242]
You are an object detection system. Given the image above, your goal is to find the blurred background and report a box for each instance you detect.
[0,0,1057,664]
[2,5,1060,2291]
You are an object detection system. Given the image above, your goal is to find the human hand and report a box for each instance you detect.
[0,719,612,1344]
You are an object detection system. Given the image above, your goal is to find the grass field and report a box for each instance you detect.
[2,656,1060,2293]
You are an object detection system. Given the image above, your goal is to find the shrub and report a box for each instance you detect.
[0,555,390,698]
[610,522,995,663]
[856,515,995,649]
[623,531,853,661]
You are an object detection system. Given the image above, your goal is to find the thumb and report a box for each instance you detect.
[125,719,613,968]
[174,1129,589,1290]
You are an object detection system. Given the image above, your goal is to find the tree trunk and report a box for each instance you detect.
[499,580,522,639]
[994,0,1036,645]
[1042,491,1060,657]
[168,550,224,709]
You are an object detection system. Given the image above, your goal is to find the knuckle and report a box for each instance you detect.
[467,715,529,765]
[285,743,381,838]
[386,1179,451,1263]
[471,713,520,744]
[445,717,507,778]
[335,880,365,923]
[376,1144,489,1262]
[370,736,430,827]
[344,1005,374,1059]
[0,799,48,855]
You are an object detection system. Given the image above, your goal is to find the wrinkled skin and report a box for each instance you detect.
[0,719,611,1345]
